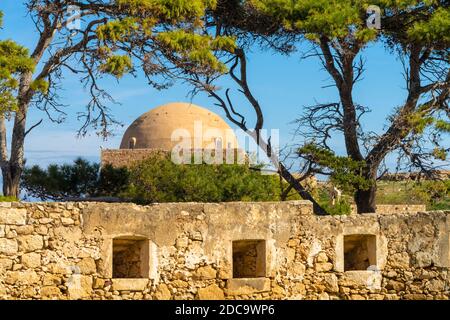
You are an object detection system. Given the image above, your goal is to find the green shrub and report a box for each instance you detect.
[122,155,283,204]
[22,158,128,200]
[320,198,352,215]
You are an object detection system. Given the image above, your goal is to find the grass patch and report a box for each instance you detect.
[0,195,18,202]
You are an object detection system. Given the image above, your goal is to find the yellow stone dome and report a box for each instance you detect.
[120,102,238,150]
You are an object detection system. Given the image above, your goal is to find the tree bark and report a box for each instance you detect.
[355,182,377,213]
[354,165,378,213]
[1,72,33,198]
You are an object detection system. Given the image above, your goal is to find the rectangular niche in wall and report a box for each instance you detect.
[232,240,266,278]
[112,237,150,278]
[344,234,377,271]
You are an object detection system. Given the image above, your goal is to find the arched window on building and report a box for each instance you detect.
[129,137,137,149]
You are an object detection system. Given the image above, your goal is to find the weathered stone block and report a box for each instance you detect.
[43,274,62,286]
[21,252,41,268]
[154,283,171,300]
[77,257,97,275]
[0,238,18,255]
[67,275,93,300]
[16,225,34,235]
[194,266,216,279]
[0,258,13,272]
[5,270,40,285]
[316,252,329,263]
[112,279,149,291]
[0,208,27,225]
[198,284,225,300]
[227,278,271,296]
[415,252,432,268]
[315,262,333,272]
[17,235,43,252]
[323,274,339,293]
[61,217,75,226]
[41,286,62,299]
[389,252,410,269]
[426,279,445,292]
[93,278,105,289]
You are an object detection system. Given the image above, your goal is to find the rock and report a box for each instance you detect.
[112,279,148,291]
[0,238,18,255]
[5,270,40,285]
[0,258,13,272]
[292,283,306,295]
[35,225,48,235]
[175,237,189,249]
[316,252,329,263]
[198,284,225,300]
[351,294,366,300]
[43,274,62,286]
[415,252,432,268]
[189,231,203,241]
[17,235,43,252]
[389,252,410,269]
[0,208,27,225]
[387,280,405,291]
[318,292,330,300]
[41,286,62,299]
[288,239,300,247]
[0,283,6,298]
[77,258,97,275]
[173,270,191,281]
[21,252,41,268]
[39,218,53,224]
[6,229,17,238]
[272,284,286,296]
[67,275,93,299]
[290,262,306,278]
[425,279,445,292]
[93,278,105,289]
[323,274,339,293]
[172,280,189,288]
[16,225,34,235]
[403,293,427,300]
[61,218,75,226]
[0,225,5,237]
[194,266,216,279]
[315,262,333,272]
[154,284,171,300]
[227,278,271,296]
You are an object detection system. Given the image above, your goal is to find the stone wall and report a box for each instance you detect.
[101,148,246,168]
[101,149,168,168]
[0,201,449,300]
[350,204,427,215]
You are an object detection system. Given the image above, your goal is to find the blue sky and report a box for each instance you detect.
[1,1,414,169]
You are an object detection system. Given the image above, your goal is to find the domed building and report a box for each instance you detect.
[101,102,243,168]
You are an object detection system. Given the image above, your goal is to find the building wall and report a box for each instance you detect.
[0,201,449,300]
[101,148,247,168]
[101,149,168,168]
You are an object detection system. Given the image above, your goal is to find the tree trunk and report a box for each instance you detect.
[1,72,33,198]
[354,178,377,213]
[1,165,21,198]
[248,131,327,215]
[278,163,328,215]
